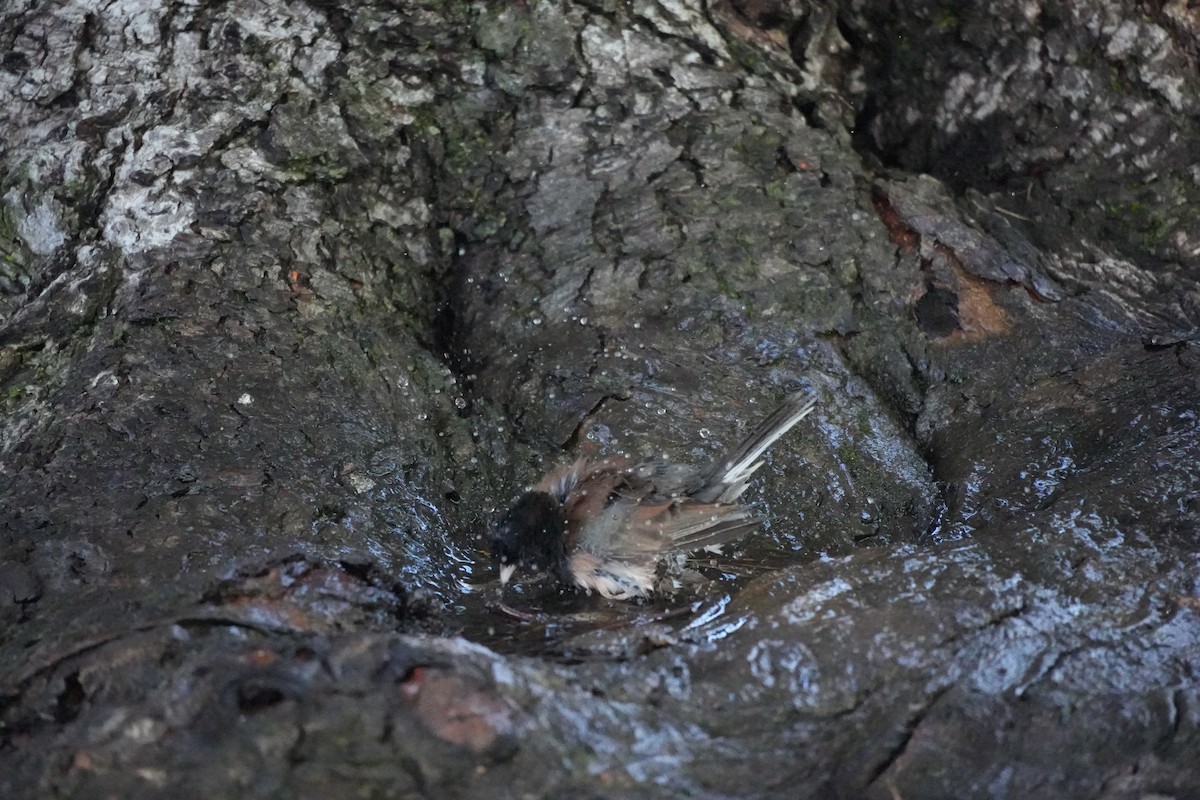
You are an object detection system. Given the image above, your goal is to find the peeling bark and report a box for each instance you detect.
[2,0,1198,798]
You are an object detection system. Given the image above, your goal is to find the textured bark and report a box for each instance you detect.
[1,0,1198,798]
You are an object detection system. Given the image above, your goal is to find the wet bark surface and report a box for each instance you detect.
[2,0,1198,797]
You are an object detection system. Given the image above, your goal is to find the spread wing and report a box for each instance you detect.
[544,456,762,599]
[572,494,757,560]
[642,501,760,553]
[564,497,756,600]
[549,456,758,561]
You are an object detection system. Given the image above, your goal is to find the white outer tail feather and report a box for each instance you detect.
[710,393,817,502]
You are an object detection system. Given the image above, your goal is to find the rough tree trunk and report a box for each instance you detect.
[2,0,1198,798]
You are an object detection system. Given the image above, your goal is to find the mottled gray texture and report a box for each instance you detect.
[2,0,1198,798]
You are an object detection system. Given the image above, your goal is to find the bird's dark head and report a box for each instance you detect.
[490,491,567,585]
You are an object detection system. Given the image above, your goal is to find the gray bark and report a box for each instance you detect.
[2,0,1198,798]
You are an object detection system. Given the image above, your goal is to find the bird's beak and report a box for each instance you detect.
[499,563,516,586]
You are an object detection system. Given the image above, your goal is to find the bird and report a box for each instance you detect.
[489,391,817,600]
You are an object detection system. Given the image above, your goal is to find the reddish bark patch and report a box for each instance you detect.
[399,666,517,756]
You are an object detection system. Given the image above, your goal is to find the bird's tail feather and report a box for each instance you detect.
[696,392,817,503]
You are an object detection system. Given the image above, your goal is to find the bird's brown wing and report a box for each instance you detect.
[553,459,759,599]
[573,496,757,561]
[534,456,632,502]
[561,468,662,557]
[555,465,667,599]
[565,498,756,600]
[638,500,759,553]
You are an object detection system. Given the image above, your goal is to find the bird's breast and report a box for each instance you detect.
[566,551,657,600]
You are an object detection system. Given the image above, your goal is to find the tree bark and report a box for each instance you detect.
[2,0,1198,797]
